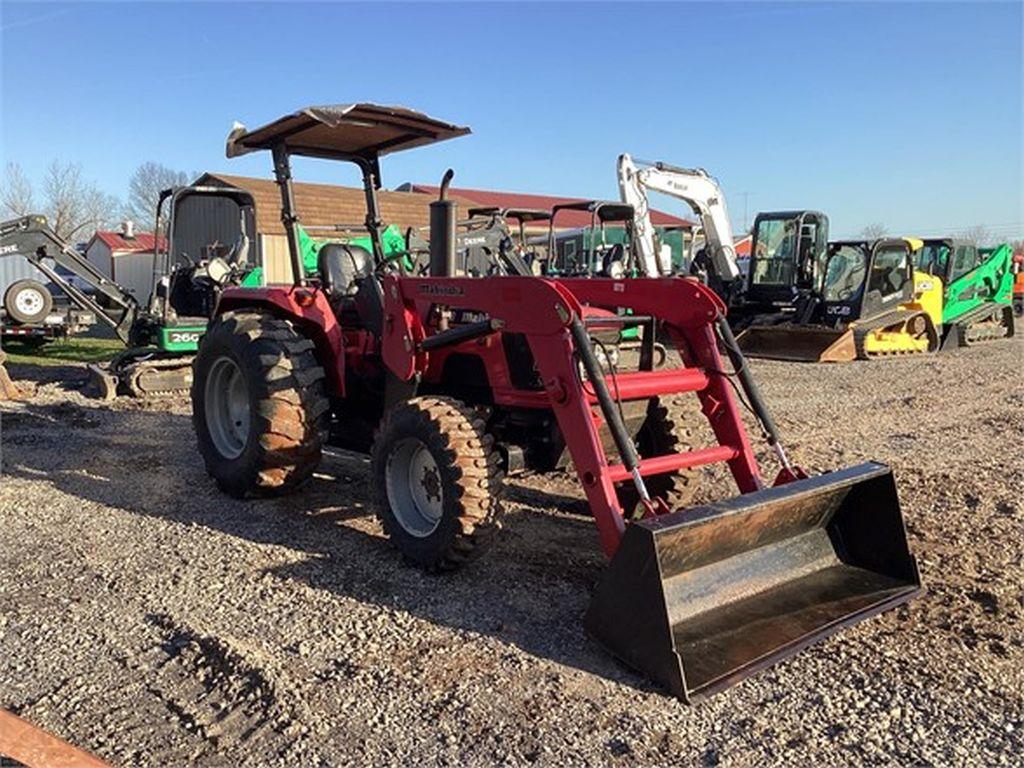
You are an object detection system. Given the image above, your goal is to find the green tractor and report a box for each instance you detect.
[913,238,1016,347]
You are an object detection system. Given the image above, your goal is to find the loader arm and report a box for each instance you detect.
[0,216,140,343]
[617,154,741,282]
[379,273,920,701]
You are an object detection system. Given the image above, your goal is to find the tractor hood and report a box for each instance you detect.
[225,103,470,160]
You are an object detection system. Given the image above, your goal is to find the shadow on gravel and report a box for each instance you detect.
[2,400,658,696]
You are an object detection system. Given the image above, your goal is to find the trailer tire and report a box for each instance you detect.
[4,280,53,325]
[617,395,700,517]
[371,396,504,571]
[192,311,329,498]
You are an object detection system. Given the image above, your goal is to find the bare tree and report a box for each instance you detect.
[859,222,888,240]
[41,160,121,241]
[959,224,990,247]
[126,162,190,225]
[0,162,36,218]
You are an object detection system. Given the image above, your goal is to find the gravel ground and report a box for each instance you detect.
[1,334,1022,766]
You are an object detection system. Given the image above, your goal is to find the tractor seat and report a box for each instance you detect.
[318,243,373,299]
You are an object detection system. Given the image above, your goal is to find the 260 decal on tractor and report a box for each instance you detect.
[191,104,922,701]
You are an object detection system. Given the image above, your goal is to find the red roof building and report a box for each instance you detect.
[90,230,165,253]
[733,234,752,257]
[85,224,166,301]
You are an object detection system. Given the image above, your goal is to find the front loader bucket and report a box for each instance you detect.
[585,463,921,701]
[736,324,856,362]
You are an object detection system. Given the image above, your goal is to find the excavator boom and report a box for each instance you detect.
[617,154,741,282]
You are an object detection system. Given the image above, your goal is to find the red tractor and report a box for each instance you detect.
[191,104,920,701]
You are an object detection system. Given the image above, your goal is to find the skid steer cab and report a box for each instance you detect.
[191,103,921,701]
[732,210,830,328]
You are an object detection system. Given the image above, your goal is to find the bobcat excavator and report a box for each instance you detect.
[0,184,260,397]
[190,103,921,701]
[617,154,741,292]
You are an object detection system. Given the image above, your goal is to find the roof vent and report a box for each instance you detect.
[121,220,135,240]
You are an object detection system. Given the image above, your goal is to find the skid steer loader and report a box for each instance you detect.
[191,104,921,701]
[736,237,944,362]
[913,239,1015,346]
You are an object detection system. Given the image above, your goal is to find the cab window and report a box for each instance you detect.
[751,218,799,286]
[914,243,950,277]
[950,245,979,281]
[867,245,910,297]
[823,245,867,302]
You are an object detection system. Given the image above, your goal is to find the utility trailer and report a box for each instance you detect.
[192,104,922,701]
[0,305,97,346]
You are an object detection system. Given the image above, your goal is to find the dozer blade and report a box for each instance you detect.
[585,462,921,701]
[736,324,856,362]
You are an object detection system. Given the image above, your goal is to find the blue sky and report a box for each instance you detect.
[2,1,1021,239]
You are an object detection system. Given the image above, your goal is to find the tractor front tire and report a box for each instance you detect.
[617,395,701,517]
[371,397,504,571]
[192,311,329,498]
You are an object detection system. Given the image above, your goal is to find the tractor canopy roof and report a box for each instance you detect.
[225,103,471,161]
[551,200,634,223]
[468,207,552,222]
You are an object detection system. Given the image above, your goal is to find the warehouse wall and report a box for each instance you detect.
[111,252,157,301]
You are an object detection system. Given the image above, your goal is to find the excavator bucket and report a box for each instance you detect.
[86,363,119,401]
[736,324,857,362]
[585,463,920,701]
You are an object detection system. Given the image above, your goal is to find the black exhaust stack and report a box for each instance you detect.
[430,169,457,277]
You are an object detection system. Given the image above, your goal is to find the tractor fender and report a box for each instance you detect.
[217,286,346,396]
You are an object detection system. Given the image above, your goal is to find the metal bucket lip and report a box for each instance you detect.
[637,461,894,535]
[736,323,855,362]
[686,579,924,702]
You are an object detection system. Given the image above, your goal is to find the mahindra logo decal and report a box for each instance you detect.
[418,283,465,297]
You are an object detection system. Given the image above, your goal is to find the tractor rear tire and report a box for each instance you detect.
[617,395,700,517]
[4,280,53,325]
[371,396,504,571]
[192,311,329,498]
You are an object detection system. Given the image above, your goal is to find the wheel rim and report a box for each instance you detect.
[204,356,250,460]
[385,437,444,537]
[14,288,45,316]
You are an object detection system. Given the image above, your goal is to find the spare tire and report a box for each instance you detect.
[4,280,53,324]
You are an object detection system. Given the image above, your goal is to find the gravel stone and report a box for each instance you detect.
[1,335,1022,765]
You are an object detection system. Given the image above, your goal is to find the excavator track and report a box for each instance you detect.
[852,309,938,360]
[124,357,194,397]
[953,305,1015,347]
[89,349,194,399]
